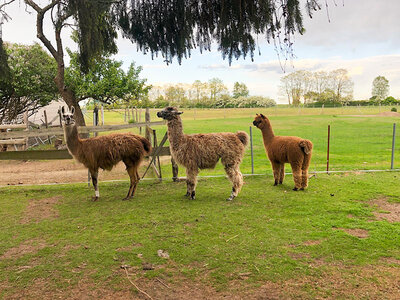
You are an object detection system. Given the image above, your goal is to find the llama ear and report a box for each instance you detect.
[260,113,266,119]
[61,106,65,114]
[70,106,75,115]
[177,111,183,115]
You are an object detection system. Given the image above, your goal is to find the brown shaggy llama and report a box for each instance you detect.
[253,114,313,191]
[157,107,249,201]
[61,106,151,201]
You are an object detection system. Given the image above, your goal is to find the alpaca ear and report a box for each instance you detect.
[70,106,75,115]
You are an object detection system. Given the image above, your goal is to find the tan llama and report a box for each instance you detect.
[253,114,313,190]
[61,106,151,201]
[157,107,248,201]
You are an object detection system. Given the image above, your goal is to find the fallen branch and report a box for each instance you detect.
[122,266,153,300]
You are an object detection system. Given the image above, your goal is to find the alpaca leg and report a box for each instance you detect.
[225,165,243,201]
[90,169,99,201]
[279,164,285,184]
[301,154,312,190]
[271,162,281,186]
[186,168,198,200]
[290,163,302,191]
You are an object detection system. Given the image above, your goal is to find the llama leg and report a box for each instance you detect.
[290,163,302,191]
[185,168,198,200]
[279,164,285,184]
[90,169,99,201]
[225,165,243,201]
[271,162,281,186]
[124,165,139,200]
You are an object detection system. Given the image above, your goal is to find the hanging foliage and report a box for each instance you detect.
[114,0,321,64]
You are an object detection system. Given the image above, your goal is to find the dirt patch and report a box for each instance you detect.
[0,239,47,260]
[2,263,400,300]
[303,240,322,246]
[333,227,369,238]
[370,197,400,223]
[20,196,62,224]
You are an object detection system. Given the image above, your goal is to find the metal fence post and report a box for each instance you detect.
[327,125,330,174]
[391,123,396,169]
[250,126,254,174]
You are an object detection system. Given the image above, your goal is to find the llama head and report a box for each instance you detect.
[253,113,269,129]
[157,107,183,120]
[61,106,76,126]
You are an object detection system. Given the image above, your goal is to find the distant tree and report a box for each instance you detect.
[65,51,150,108]
[0,43,58,123]
[191,80,209,105]
[329,69,353,103]
[165,85,187,106]
[233,82,249,98]
[208,78,228,103]
[371,76,389,102]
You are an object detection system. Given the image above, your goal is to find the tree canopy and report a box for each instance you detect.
[115,0,322,64]
[371,76,389,102]
[0,43,58,123]
[65,51,150,105]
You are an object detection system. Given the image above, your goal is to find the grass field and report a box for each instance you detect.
[88,106,400,178]
[0,172,399,299]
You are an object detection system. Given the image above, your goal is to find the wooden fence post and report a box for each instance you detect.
[145,107,151,144]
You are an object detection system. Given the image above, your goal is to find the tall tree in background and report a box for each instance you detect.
[371,76,389,102]
[65,51,150,106]
[208,78,228,102]
[0,43,58,123]
[233,82,249,98]
[1,0,324,124]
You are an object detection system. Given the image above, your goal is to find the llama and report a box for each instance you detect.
[61,106,151,201]
[253,113,313,191]
[157,107,248,201]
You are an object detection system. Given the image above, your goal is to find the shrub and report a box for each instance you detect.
[391,107,397,112]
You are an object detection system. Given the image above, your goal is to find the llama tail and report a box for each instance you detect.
[139,136,152,155]
[299,139,313,155]
[236,131,249,146]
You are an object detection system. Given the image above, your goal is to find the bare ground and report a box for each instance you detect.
[0,160,132,186]
[370,197,400,223]
[1,262,399,300]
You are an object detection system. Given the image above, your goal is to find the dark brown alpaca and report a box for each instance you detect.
[61,106,151,201]
[253,114,313,191]
[157,107,248,201]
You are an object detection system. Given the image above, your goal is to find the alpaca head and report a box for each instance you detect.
[253,114,269,129]
[61,106,76,126]
[157,107,183,121]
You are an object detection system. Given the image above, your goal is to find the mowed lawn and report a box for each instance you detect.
[0,172,399,299]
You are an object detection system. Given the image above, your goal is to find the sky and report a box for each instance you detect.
[2,0,400,103]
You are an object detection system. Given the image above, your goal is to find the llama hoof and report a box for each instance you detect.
[274,182,278,186]
[226,196,235,201]
[190,191,196,200]
[293,187,299,191]
[92,196,99,202]
[122,196,133,201]
[184,192,190,197]
[299,187,305,191]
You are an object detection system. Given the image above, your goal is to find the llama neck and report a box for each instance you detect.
[63,124,81,155]
[167,117,185,150]
[261,121,275,146]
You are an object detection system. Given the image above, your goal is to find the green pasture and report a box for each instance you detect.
[1,172,399,298]
[86,107,400,178]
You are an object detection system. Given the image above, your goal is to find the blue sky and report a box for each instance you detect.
[2,0,400,103]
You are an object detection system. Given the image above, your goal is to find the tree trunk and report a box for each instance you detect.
[54,65,86,126]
